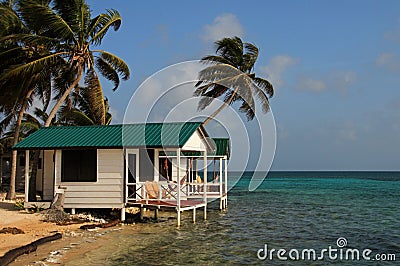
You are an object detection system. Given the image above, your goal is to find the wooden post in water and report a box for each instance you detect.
[140,207,144,221]
[154,208,158,220]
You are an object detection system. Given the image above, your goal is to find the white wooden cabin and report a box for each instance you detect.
[13,122,230,225]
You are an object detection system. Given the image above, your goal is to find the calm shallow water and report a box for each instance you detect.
[67,172,400,265]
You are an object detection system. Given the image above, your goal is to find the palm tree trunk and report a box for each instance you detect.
[6,89,34,200]
[202,87,239,126]
[44,67,83,127]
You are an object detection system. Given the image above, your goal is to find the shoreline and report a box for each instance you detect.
[9,225,125,266]
[0,199,127,265]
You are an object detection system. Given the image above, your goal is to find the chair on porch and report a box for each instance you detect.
[164,173,188,198]
[145,181,164,199]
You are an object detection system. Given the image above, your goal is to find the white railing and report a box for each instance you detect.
[126,180,226,203]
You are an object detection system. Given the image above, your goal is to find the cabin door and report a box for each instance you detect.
[125,149,139,201]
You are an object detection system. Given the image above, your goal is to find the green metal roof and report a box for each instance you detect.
[213,138,230,158]
[13,122,204,150]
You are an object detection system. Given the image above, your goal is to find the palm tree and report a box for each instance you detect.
[0,0,53,199]
[194,36,274,125]
[0,0,129,199]
[0,0,130,127]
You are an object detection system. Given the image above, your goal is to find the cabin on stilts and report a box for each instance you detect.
[12,122,230,226]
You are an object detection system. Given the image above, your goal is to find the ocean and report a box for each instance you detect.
[66,172,400,265]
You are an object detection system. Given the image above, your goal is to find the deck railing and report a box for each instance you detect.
[126,180,226,203]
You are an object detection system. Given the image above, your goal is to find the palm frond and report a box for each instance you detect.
[19,120,40,135]
[95,57,119,90]
[0,2,27,36]
[243,42,258,72]
[96,50,130,83]
[252,77,274,98]
[253,86,270,114]
[0,111,15,135]
[0,51,68,81]
[18,0,76,44]
[197,63,244,88]
[0,34,61,50]
[82,70,105,124]
[238,100,255,121]
[32,107,48,124]
[58,106,94,126]
[200,55,232,65]
[90,9,121,45]
[215,36,244,67]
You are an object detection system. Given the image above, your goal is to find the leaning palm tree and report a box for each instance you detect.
[194,36,274,125]
[0,0,129,199]
[0,0,53,199]
[0,0,130,127]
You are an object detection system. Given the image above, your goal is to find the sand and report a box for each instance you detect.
[0,197,123,265]
[0,201,84,257]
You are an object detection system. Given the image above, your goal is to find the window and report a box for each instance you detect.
[61,150,97,182]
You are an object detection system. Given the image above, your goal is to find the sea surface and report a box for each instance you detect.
[67,172,400,265]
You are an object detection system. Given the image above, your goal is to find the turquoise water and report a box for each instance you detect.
[69,172,400,265]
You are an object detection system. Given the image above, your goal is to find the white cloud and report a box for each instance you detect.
[259,55,299,89]
[376,53,400,71]
[297,76,326,93]
[201,14,244,42]
[329,71,357,95]
[296,70,357,95]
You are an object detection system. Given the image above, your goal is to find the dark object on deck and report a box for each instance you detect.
[0,233,62,266]
[79,219,120,230]
[0,227,25,234]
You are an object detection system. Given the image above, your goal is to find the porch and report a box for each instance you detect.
[124,147,229,226]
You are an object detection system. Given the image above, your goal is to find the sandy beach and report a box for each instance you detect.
[0,195,123,265]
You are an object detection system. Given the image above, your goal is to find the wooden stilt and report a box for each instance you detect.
[140,207,144,221]
[177,210,181,227]
[71,208,76,215]
[154,209,158,220]
[121,207,126,221]
[204,205,207,220]
[193,208,196,223]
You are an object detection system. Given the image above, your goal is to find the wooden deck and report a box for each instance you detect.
[129,199,206,209]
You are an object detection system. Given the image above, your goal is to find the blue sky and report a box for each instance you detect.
[87,0,400,171]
